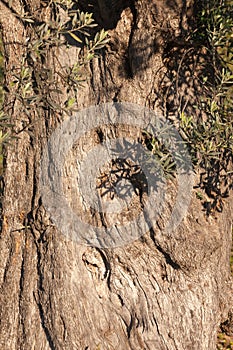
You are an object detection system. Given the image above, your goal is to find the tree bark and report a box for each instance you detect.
[0,1,232,350]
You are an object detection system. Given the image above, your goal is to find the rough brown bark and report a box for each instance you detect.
[0,1,232,350]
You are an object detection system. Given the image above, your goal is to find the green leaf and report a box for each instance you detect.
[69,32,82,43]
[67,97,76,108]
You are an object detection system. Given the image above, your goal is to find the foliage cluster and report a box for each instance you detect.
[0,0,108,174]
[143,1,232,215]
[179,0,232,214]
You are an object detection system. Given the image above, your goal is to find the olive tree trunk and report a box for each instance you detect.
[0,1,232,350]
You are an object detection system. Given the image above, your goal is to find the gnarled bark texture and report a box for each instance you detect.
[0,1,232,349]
